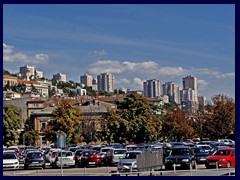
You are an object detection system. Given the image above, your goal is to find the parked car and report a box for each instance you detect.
[24,151,46,169]
[218,139,235,147]
[195,144,212,153]
[75,149,84,165]
[165,146,196,170]
[52,150,75,168]
[205,147,235,168]
[3,151,19,170]
[79,150,102,167]
[99,147,114,164]
[117,150,142,171]
[105,148,127,166]
[191,147,209,164]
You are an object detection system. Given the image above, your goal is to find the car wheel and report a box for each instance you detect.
[24,165,28,170]
[227,162,231,168]
[42,164,46,169]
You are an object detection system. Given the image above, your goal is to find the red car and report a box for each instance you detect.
[79,150,102,167]
[205,147,235,168]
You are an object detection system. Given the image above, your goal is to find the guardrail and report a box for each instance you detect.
[8,167,235,176]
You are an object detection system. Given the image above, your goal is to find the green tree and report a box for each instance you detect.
[104,93,162,144]
[22,119,40,146]
[44,99,82,145]
[3,105,22,146]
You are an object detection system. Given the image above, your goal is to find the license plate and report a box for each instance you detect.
[88,162,96,164]
[32,162,39,164]
[209,162,216,165]
[174,164,181,167]
[63,158,70,161]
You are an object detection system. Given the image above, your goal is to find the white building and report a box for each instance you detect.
[143,79,161,98]
[162,81,180,104]
[97,73,114,93]
[80,74,93,87]
[53,73,66,82]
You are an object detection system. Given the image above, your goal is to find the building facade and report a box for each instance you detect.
[97,73,114,93]
[162,81,180,104]
[53,73,67,82]
[143,79,161,98]
[80,74,93,87]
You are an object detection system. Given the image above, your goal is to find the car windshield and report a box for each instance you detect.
[3,153,17,159]
[58,152,73,157]
[28,153,43,158]
[171,149,190,156]
[193,148,205,153]
[124,152,140,159]
[214,150,230,156]
[114,150,126,154]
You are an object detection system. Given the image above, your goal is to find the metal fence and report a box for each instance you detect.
[136,149,163,171]
[7,167,235,176]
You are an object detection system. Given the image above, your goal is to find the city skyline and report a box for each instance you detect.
[3,4,235,100]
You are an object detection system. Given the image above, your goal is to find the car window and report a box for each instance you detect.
[28,153,43,158]
[114,150,126,154]
[214,150,230,156]
[171,149,190,156]
[3,153,17,159]
[124,152,140,159]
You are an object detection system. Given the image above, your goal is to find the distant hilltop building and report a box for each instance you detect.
[53,73,66,82]
[97,73,114,93]
[19,65,43,80]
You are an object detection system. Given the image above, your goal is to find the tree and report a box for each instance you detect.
[202,95,235,140]
[3,105,22,146]
[104,93,162,143]
[162,109,195,142]
[44,99,82,145]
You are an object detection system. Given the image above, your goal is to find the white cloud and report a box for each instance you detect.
[133,77,143,89]
[91,50,107,56]
[198,79,208,92]
[3,43,49,64]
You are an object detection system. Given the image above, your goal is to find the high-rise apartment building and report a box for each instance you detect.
[53,73,67,82]
[80,74,93,87]
[162,81,180,104]
[143,79,161,98]
[97,73,114,93]
[181,75,198,112]
[182,75,198,103]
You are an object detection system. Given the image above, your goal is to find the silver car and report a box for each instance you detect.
[117,150,142,171]
[105,148,127,166]
[52,150,75,168]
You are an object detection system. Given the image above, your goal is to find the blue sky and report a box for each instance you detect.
[3,4,235,100]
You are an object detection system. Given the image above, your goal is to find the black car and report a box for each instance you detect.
[24,151,46,169]
[191,147,209,164]
[165,146,196,170]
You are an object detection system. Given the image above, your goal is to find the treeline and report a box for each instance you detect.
[3,93,235,146]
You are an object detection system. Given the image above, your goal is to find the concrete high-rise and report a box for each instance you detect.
[181,75,198,112]
[97,73,114,93]
[162,81,180,104]
[182,75,198,103]
[80,74,93,87]
[143,79,161,98]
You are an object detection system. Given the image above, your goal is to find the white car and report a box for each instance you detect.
[3,151,19,170]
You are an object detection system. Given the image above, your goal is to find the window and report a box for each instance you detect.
[40,122,47,131]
